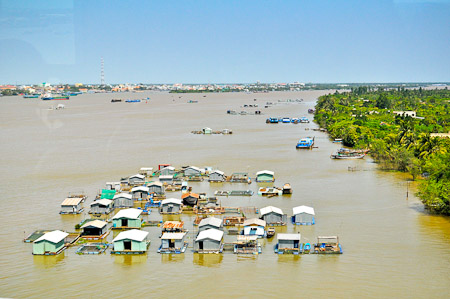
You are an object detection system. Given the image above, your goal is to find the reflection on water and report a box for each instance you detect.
[33,252,65,268]
[277,254,301,263]
[193,253,223,267]
[161,253,185,263]
[114,254,148,265]
[162,215,182,222]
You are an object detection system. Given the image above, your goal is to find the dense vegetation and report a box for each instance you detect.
[314,87,450,215]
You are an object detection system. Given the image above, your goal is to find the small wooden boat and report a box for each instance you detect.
[282,183,293,195]
[267,228,275,238]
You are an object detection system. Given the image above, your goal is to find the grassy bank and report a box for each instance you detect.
[314,87,450,215]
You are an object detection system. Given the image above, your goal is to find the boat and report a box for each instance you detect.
[313,236,343,254]
[23,94,39,98]
[266,117,279,123]
[300,117,309,123]
[41,94,69,100]
[258,187,282,196]
[266,228,275,238]
[308,108,315,114]
[303,243,311,253]
[125,99,141,103]
[282,183,293,195]
[281,117,291,123]
[291,118,300,124]
[296,137,315,149]
[111,99,122,102]
[331,148,367,159]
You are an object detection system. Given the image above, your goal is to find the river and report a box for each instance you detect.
[0,90,449,298]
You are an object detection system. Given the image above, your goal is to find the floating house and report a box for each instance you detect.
[60,197,84,214]
[256,170,275,182]
[198,217,223,232]
[230,172,251,183]
[234,235,261,254]
[111,229,150,254]
[160,166,175,176]
[139,167,153,177]
[33,230,68,255]
[148,181,165,195]
[184,166,202,177]
[182,192,199,206]
[292,205,315,225]
[243,218,266,237]
[80,220,109,239]
[159,175,174,185]
[194,229,224,253]
[112,208,143,229]
[128,174,145,185]
[160,198,182,214]
[131,186,149,200]
[113,193,133,208]
[89,198,114,214]
[259,206,287,226]
[159,232,188,253]
[275,233,302,254]
[202,127,212,134]
[209,170,225,182]
[105,182,121,191]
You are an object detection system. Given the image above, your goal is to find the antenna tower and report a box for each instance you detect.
[101,57,105,85]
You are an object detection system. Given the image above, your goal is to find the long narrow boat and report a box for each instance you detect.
[41,95,69,100]
[331,148,367,159]
[23,94,39,98]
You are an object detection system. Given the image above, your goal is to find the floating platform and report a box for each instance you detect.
[80,231,110,241]
[60,208,84,215]
[76,243,108,254]
[157,242,188,254]
[24,230,53,243]
[195,244,224,254]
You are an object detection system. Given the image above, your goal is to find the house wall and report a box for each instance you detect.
[185,169,201,177]
[112,218,141,228]
[61,204,81,213]
[257,174,274,182]
[33,240,64,255]
[198,224,222,232]
[279,239,298,249]
[160,168,175,176]
[160,204,181,213]
[161,237,185,249]
[114,239,146,251]
[129,177,144,185]
[132,191,148,199]
[294,213,314,223]
[114,198,133,208]
[194,239,221,251]
[244,226,265,236]
[90,204,113,214]
[159,178,173,184]
[263,212,286,224]
[148,185,164,195]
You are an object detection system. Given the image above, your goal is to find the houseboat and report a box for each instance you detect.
[113,193,134,208]
[274,233,302,254]
[160,198,183,214]
[296,137,315,149]
[313,236,343,254]
[111,230,150,254]
[148,181,165,196]
[128,174,145,185]
[131,186,150,201]
[243,218,266,237]
[258,187,282,196]
[198,217,223,232]
[139,167,154,177]
[112,208,143,229]
[89,199,114,215]
[80,220,109,240]
[32,230,69,255]
[229,172,251,184]
[194,229,224,253]
[158,232,188,254]
[60,197,84,214]
[234,235,262,254]
[184,166,202,177]
[182,192,199,206]
[292,205,315,225]
[159,166,175,176]
[260,206,287,226]
[209,170,226,182]
[256,170,275,182]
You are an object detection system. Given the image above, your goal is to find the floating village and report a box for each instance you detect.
[25,164,343,257]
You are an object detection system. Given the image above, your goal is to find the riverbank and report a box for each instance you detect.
[314,87,450,215]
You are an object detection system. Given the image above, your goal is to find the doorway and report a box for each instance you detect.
[124,240,132,250]
[199,241,204,250]
[122,219,128,227]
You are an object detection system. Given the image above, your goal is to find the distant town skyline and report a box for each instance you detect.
[0,0,449,84]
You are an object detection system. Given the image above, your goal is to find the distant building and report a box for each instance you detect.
[260,206,287,225]
[33,230,68,255]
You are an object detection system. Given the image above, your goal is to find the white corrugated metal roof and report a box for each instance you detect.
[159,175,174,179]
[129,174,145,180]
[292,205,315,215]
[113,229,149,242]
[112,208,142,219]
[81,220,107,229]
[260,206,283,216]
[185,166,201,172]
[211,170,225,176]
[199,217,222,228]
[243,218,266,227]
[35,230,68,243]
[161,232,186,240]
[90,199,113,206]
[195,228,224,242]
[277,233,301,241]
[61,197,83,206]
[113,193,132,200]
[148,181,163,187]
[161,166,175,171]
[161,198,182,205]
[131,186,149,192]
[256,170,275,176]
[140,167,153,171]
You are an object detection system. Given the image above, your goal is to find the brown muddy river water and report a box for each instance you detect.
[0,91,449,298]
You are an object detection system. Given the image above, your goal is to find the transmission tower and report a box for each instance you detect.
[101,57,105,85]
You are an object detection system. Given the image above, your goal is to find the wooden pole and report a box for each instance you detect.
[406,181,409,199]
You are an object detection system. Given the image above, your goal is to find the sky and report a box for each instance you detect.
[0,0,449,84]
